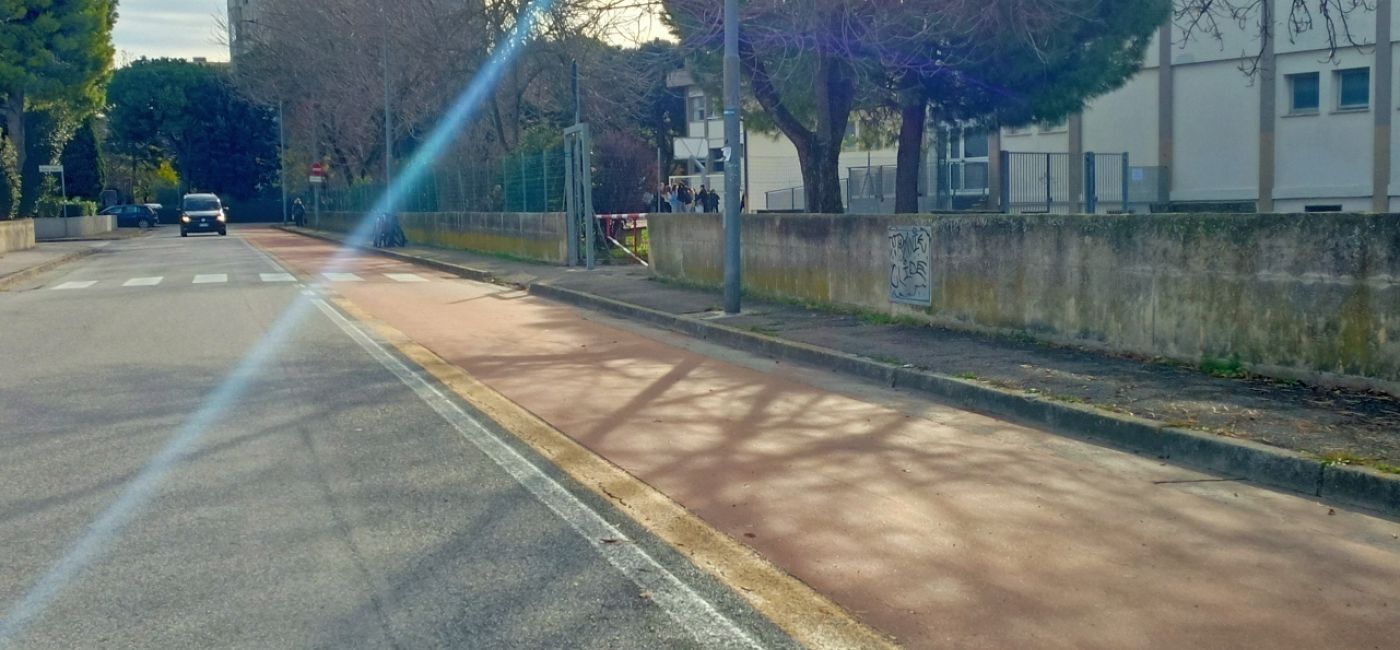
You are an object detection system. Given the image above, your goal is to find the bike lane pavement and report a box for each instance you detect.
[247,228,1400,650]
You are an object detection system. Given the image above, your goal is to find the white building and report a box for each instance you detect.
[227,0,265,61]
[674,1,1400,214]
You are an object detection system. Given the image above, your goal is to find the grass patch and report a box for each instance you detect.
[1200,355,1247,379]
[747,325,779,337]
[954,372,980,381]
[1318,452,1400,475]
[870,354,902,365]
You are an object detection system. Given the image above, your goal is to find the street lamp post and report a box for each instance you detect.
[722,0,742,314]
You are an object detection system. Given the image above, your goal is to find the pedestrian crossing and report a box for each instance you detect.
[46,272,434,291]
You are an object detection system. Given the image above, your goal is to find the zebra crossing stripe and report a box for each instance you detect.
[386,273,429,283]
[52,281,97,290]
[322,272,363,282]
[123,277,164,287]
[192,274,228,284]
[260,273,296,283]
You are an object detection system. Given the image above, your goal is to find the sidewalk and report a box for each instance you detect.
[0,240,110,290]
[283,226,1400,513]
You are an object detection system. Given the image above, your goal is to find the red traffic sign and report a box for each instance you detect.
[310,163,325,177]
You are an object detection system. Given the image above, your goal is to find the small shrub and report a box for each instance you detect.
[36,197,98,219]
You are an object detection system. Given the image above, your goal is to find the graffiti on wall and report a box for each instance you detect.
[888,226,932,306]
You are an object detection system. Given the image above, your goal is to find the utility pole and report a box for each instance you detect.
[312,111,321,227]
[722,0,742,313]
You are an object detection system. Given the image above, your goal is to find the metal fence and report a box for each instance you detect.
[847,165,897,214]
[764,186,805,211]
[999,151,1130,214]
[316,146,565,214]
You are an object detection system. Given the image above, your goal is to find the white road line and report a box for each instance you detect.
[192,274,228,285]
[123,277,163,287]
[260,273,296,283]
[311,300,762,650]
[322,272,363,282]
[385,273,429,283]
[52,281,97,290]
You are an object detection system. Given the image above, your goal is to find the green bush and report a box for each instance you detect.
[36,197,98,219]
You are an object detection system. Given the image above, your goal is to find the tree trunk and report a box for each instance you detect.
[739,32,856,214]
[797,135,845,213]
[895,90,926,214]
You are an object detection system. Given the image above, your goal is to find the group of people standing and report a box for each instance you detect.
[659,183,722,213]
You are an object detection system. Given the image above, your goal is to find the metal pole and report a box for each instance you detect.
[582,128,596,270]
[722,0,742,313]
[743,123,750,211]
[312,114,321,227]
[1084,153,1096,214]
[279,100,287,224]
[542,149,548,211]
[572,61,581,125]
[521,153,528,211]
[565,141,578,266]
[657,147,663,213]
[1122,153,1131,213]
[383,30,393,214]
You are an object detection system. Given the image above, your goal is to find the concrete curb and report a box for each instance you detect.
[278,226,1400,519]
[0,248,98,292]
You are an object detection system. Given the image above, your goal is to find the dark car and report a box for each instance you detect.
[100,204,160,228]
[180,193,227,237]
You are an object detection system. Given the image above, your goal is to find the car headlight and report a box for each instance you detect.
[217,213,226,222]
[180,215,191,223]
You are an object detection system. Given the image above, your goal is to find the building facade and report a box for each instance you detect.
[675,1,1400,214]
[226,0,264,61]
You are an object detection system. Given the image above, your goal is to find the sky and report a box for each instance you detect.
[110,1,669,66]
[112,0,230,65]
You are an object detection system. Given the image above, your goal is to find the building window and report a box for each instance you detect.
[1336,68,1370,110]
[689,95,709,122]
[1287,72,1320,113]
[1039,119,1067,133]
[948,134,961,159]
[963,133,988,159]
[963,162,988,190]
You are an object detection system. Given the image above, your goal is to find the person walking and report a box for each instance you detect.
[667,184,680,213]
[706,188,720,213]
[290,198,307,227]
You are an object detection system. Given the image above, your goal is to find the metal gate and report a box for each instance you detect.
[999,152,1129,214]
[563,124,597,268]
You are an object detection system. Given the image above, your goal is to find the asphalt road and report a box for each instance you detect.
[0,228,792,649]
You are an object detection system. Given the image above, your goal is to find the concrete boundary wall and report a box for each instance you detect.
[0,219,36,253]
[650,212,1400,393]
[316,211,568,264]
[33,215,115,241]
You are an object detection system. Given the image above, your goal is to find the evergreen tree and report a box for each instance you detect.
[0,0,116,185]
[0,133,18,219]
[61,117,106,200]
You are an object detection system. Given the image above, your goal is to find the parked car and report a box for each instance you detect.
[180,193,227,237]
[99,204,160,228]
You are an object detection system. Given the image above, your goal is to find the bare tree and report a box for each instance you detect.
[1177,1,1375,72]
